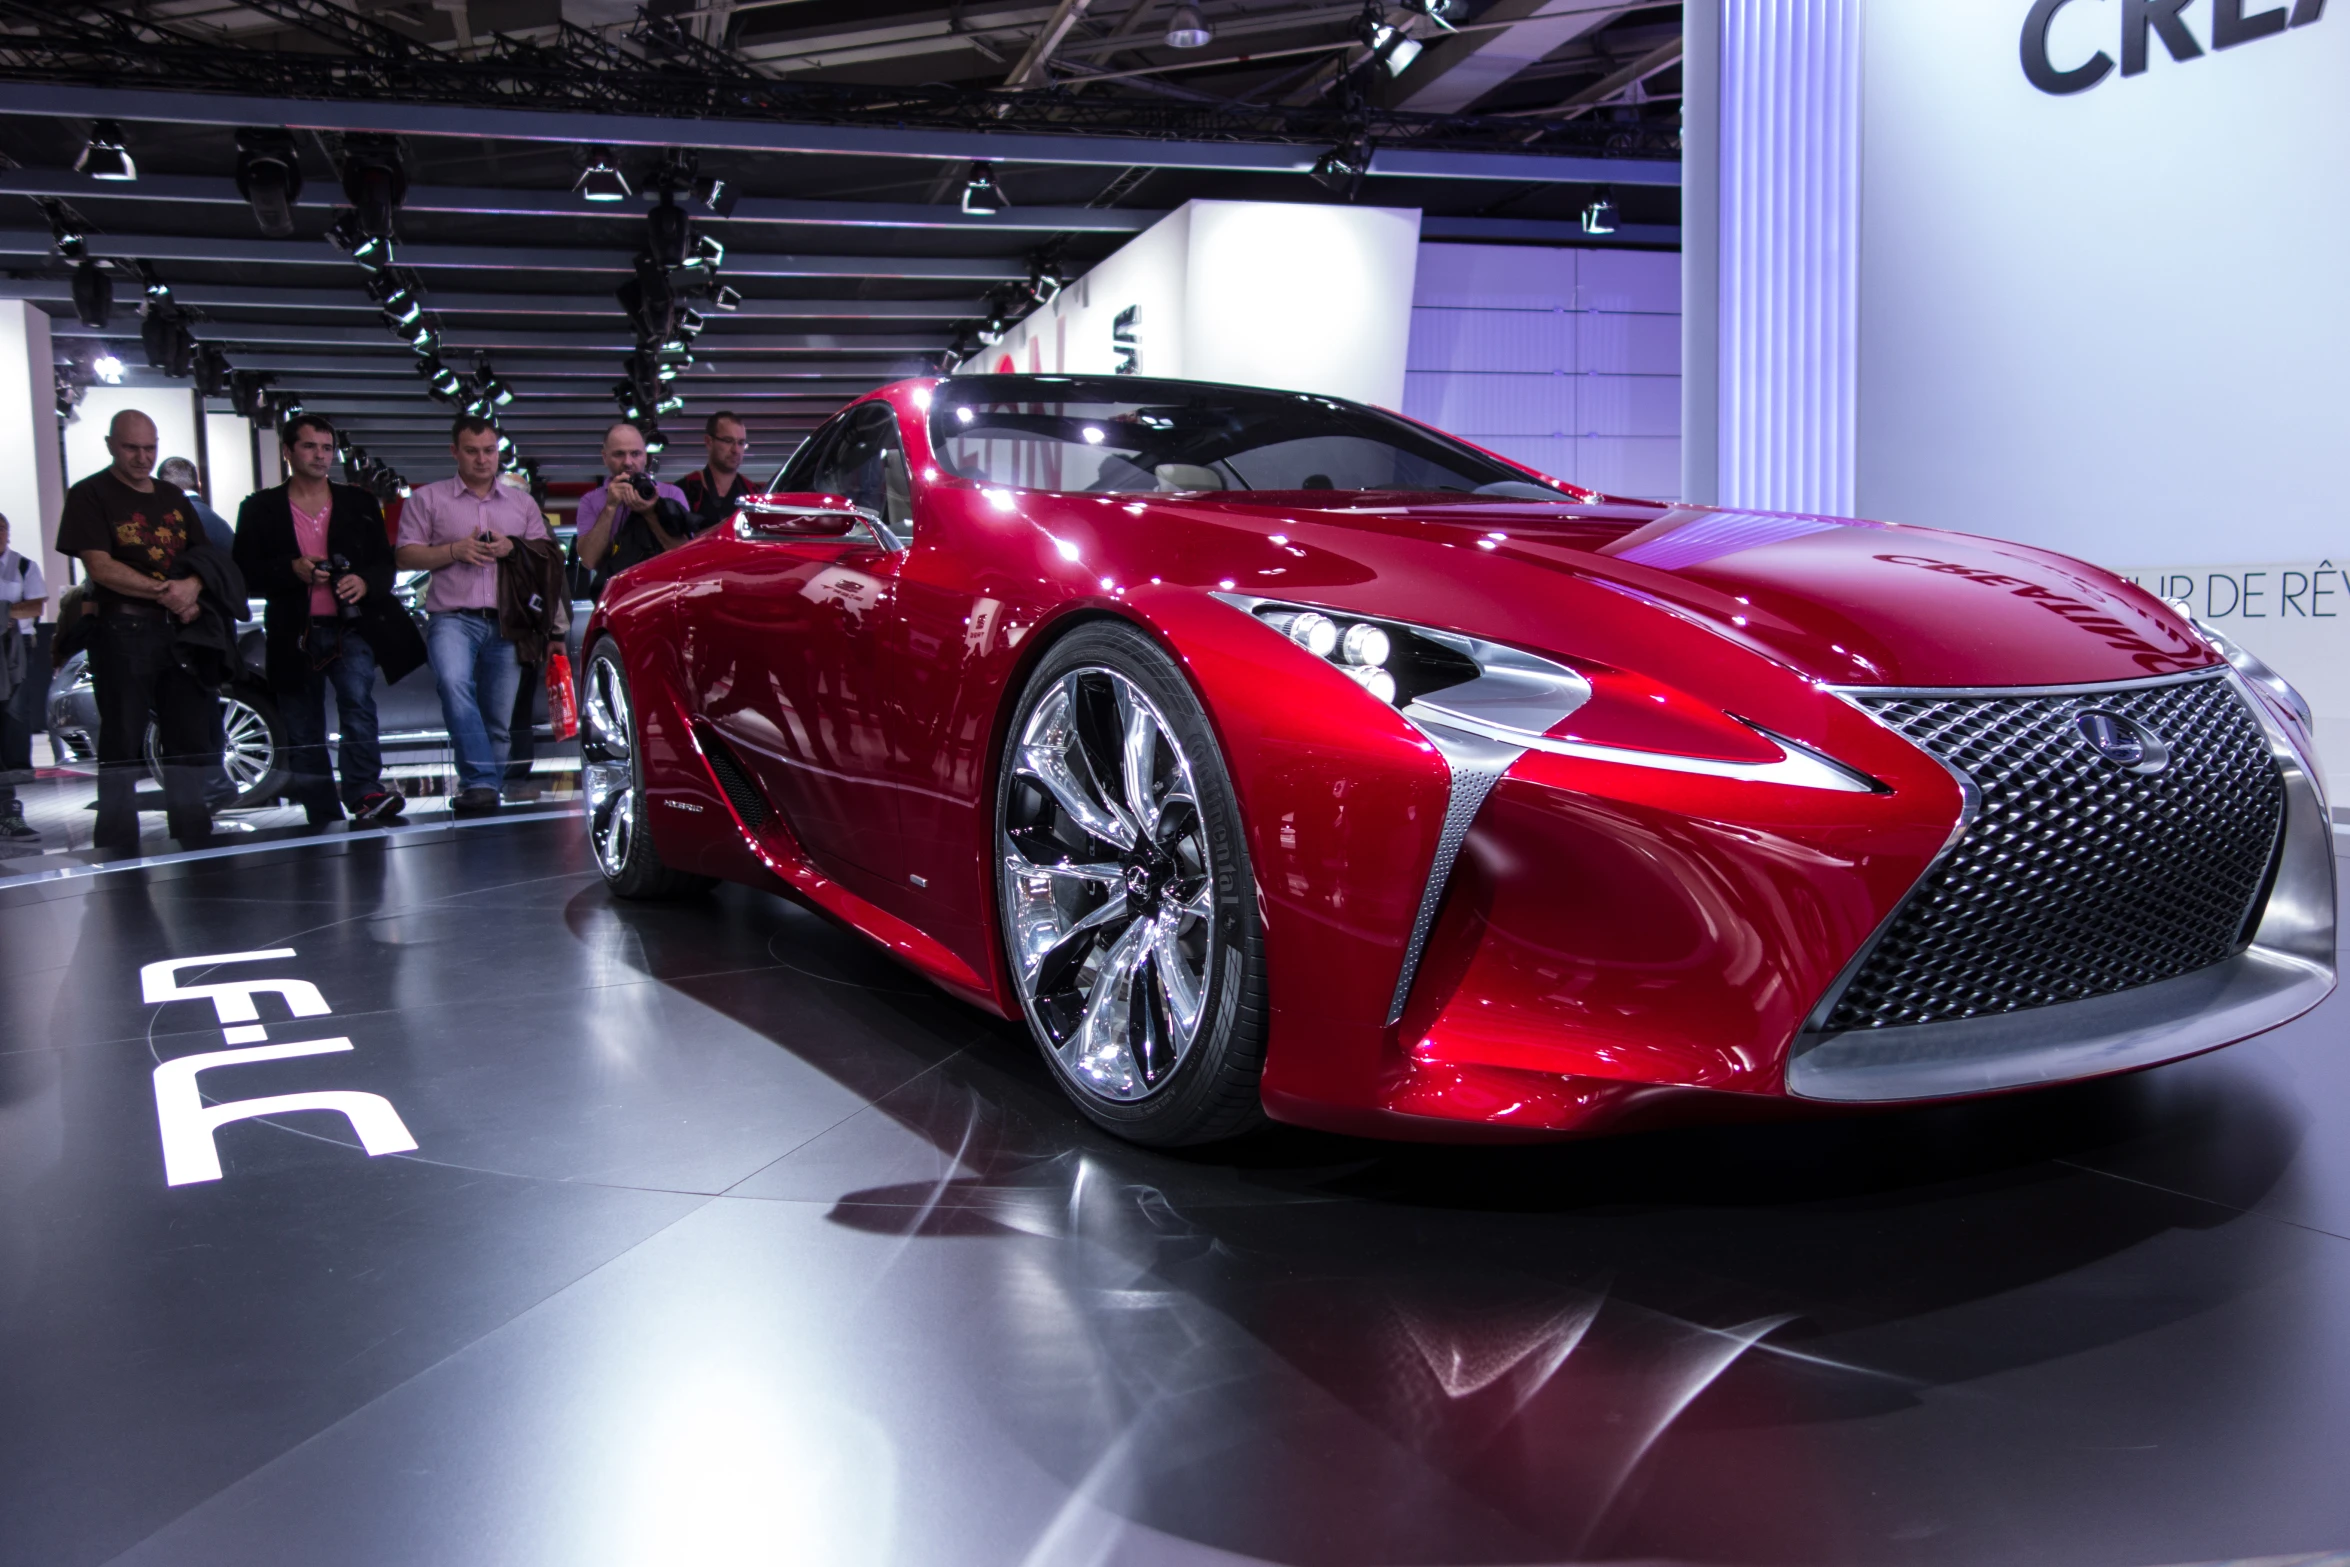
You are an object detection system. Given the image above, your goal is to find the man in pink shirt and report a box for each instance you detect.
[394,416,550,814]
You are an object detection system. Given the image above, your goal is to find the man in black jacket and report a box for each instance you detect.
[233,413,426,825]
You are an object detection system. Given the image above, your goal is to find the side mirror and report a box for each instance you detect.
[734,492,870,538]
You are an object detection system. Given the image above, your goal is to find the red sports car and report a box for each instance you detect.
[577,375,2336,1145]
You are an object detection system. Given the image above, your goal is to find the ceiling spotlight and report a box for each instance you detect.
[398,320,440,356]
[1401,0,1459,28]
[474,356,515,406]
[76,120,136,182]
[1581,187,1619,236]
[706,282,742,311]
[691,174,738,218]
[139,306,175,370]
[194,344,232,398]
[961,161,1007,217]
[231,370,276,420]
[71,260,112,327]
[339,134,405,240]
[577,146,631,202]
[642,425,668,454]
[647,187,690,268]
[1309,137,1371,197]
[1026,254,1068,304]
[675,306,707,339]
[687,232,725,272]
[165,319,197,379]
[47,206,86,260]
[1164,2,1212,46]
[326,210,394,268]
[1370,23,1422,73]
[92,352,124,385]
[234,128,303,238]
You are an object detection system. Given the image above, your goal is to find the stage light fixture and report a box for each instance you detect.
[1309,137,1370,197]
[642,424,668,454]
[140,306,173,370]
[1581,187,1618,236]
[647,187,691,268]
[165,320,197,379]
[1025,254,1068,304]
[474,356,515,407]
[675,306,707,340]
[92,352,124,385]
[691,174,738,218]
[961,162,1007,217]
[398,320,440,356]
[688,233,725,271]
[327,210,394,268]
[75,121,136,182]
[47,208,85,259]
[232,371,276,420]
[365,271,421,320]
[233,128,303,237]
[194,344,231,399]
[577,146,631,202]
[71,260,112,327]
[1164,3,1212,47]
[339,135,406,240]
[1401,0,1459,30]
[706,282,743,311]
[1370,24,1422,72]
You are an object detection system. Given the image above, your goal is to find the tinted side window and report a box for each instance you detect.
[809,403,914,538]
[774,416,845,493]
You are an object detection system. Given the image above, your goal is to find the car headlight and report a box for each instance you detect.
[2182,611,2314,733]
[1217,593,1878,793]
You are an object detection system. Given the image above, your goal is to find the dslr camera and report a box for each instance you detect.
[326,554,363,621]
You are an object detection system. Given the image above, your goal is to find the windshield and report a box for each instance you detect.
[928,375,1571,499]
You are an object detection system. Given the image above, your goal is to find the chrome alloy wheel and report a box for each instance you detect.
[1000,666,1217,1104]
[145,693,274,795]
[580,649,637,880]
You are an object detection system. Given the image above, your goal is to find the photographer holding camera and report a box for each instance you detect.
[575,420,689,597]
[234,412,425,826]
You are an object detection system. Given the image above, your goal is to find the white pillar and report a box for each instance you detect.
[0,300,68,597]
[1689,0,1863,517]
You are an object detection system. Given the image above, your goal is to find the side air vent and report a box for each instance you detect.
[696,728,772,829]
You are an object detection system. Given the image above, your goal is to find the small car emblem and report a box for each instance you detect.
[2076,709,2168,773]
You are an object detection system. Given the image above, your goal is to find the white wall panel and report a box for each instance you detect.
[1409,243,1681,497]
[0,301,67,597]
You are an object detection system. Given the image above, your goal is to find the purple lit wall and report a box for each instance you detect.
[1704,0,1860,516]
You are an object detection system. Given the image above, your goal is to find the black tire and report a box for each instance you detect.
[581,636,711,901]
[146,684,289,810]
[994,620,1268,1146]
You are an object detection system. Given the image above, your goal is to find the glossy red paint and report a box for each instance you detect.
[584,377,2244,1142]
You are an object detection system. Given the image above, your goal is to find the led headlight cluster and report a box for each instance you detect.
[1261,608,1398,703]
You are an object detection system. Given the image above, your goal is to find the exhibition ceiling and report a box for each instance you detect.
[0,0,1684,483]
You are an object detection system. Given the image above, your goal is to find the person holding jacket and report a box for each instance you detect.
[53,409,216,850]
[235,412,425,826]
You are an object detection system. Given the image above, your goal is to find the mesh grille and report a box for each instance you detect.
[697,730,772,829]
[1825,674,2283,1031]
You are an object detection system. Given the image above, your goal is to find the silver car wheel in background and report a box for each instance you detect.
[581,648,636,880]
[999,666,1216,1104]
[144,693,275,797]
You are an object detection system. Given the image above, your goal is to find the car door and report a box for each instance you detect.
[686,401,911,891]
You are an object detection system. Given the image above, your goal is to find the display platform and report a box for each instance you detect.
[3,815,2348,1567]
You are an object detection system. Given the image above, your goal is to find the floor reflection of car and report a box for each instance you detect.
[46,569,591,808]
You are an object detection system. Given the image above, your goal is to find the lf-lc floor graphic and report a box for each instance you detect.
[141,948,418,1185]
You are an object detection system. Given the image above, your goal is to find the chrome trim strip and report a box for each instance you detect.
[1828,666,2227,701]
[1789,668,2335,1102]
[1405,707,1882,793]
[1386,721,1524,1028]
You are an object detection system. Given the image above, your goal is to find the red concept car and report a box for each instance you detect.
[578,375,2336,1145]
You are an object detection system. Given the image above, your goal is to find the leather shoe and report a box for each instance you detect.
[451,787,501,816]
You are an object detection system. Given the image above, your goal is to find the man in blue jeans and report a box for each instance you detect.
[393,417,549,814]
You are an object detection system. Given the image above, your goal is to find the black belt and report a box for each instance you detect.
[440,607,499,618]
[97,598,166,619]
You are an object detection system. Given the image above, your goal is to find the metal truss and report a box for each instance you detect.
[0,0,1680,163]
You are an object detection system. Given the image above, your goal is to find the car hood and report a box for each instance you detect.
[1131,494,2215,689]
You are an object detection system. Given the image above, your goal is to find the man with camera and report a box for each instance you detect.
[575,420,689,596]
[234,413,423,826]
[676,411,753,537]
[394,415,550,815]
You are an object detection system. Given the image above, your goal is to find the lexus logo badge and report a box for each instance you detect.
[2076,709,2170,774]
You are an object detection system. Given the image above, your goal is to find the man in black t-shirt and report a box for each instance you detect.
[675,409,753,535]
[54,410,218,848]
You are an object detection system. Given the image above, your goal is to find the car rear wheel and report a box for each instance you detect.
[145,686,288,810]
[995,621,1267,1146]
[581,637,710,901]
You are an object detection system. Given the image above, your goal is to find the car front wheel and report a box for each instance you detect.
[146,686,288,810]
[995,621,1267,1146]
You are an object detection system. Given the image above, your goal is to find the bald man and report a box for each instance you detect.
[55,409,217,848]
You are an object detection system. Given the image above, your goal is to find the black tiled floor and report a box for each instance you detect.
[4,817,2346,1566]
